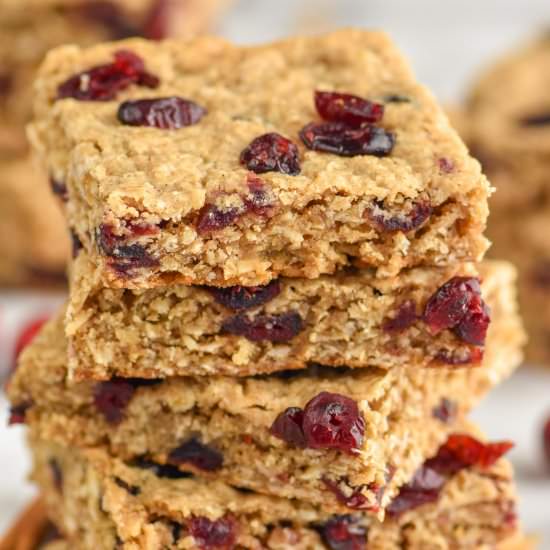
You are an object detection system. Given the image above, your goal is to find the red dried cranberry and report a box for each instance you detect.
[382,300,417,332]
[57,50,159,101]
[433,434,513,471]
[94,379,136,424]
[434,347,483,366]
[387,464,445,517]
[320,515,368,550]
[8,403,31,426]
[49,459,63,492]
[543,417,550,468]
[300,122,394,157]
[240,133,301,175]
[196,203,243,234]
[14,317,47,366]
[168,438,223,472]
[322,478,373,510]
[424,277,490,346]
[141,0,170,40]
[366,200,432,233]
[243,175,275,216]
[222,312,303,342]
[438,157,455,173]
[208,280,281,311]
[270,407,307,448]
[302,392,364,453]
[118,97,206,129]
[315,91,384,127]
[432,398,458,423]
[50,178,68,201]
[188,516,236,550]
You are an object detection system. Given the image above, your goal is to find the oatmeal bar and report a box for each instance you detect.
[66,257,510,379]
[9,294,523,516]
[29,30,490,287]
[0,156,68,286]
[29,426,520,550]
[0,0,228,147]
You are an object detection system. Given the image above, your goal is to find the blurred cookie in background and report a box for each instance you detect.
[462,33,550,365]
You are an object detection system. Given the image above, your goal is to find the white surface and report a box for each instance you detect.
[2,0,550,546]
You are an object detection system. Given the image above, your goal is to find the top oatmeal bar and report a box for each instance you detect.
[30,29,491,288]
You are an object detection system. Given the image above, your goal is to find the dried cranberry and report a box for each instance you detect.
[13,317,47,366]
[94,379,136,424]
[50,178,68,201]
[208,280,281,311]
[114,476,141,496]
[387,464,445,517]
[240,133,300,175]
[315,91,384,127]
[434,347,483,366]
[196,203,243,234]
[366,200,432,233]
[270,407,307,448]
[432,398,458,423]
[424,277,490,346]
[520,113,550,126]
[320,515,368,550]
[188,516,236,550]
[300,122,394,157]
[543,417,550,468]
[243,175,275,216]
[49,459,63,492]
[382,300,417,332]
[57,50,159,101]
[222,312,303,342]
[141,0,170,40]
[302,392,364,453]
[132,458,193,480]
[118,97,206,129]
[8,403,31,425]
[168,438,223,472]
[438,157,455,173]
[322,478,373,510]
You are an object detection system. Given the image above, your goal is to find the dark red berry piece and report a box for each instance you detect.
[168,438,223,472]
[8,403,32,426]
[543,417,550,467]
[315,91,384,127]
[118,97,206,129]
[141,0,171,40]
[13,317,48,367]
[322,478,374,511]
[188,516,237,550]
[208,280,281,311]
[222,312,303,342]
[94,379,136,424]
[320,515,368,550]
[270,407,307,448]
[438,157,455,174]
[424,277,490,346]
[300,122,395,157]
[57,50,159,101]
[434,347,484,366]
[366,200,432,233]
[133,458,193,480]
[49,459,63,492]
[50,178,68,201]
[302,392,364,453]
[240,133,301,175]
[432,398,458,423]
[387,464,445,517]
[382,300,417,332]
[196,203,243,235]
[243,175,275,216]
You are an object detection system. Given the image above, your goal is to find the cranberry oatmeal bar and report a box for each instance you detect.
[464,33,550,363]
[29,424,521,550]
[29,30,491,287]
[65,257,507,379]
[0,0,228,145]
[0,156,68,286]
[9,289,523,516]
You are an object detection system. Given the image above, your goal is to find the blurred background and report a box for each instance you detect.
[1,0,550,546]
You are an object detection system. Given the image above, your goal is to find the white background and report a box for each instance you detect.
[2,0,550,546]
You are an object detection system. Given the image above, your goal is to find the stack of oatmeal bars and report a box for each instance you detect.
[0,0,227,286]
[7,29,530,548]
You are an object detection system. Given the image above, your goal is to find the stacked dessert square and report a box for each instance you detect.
[8,30,529,548]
